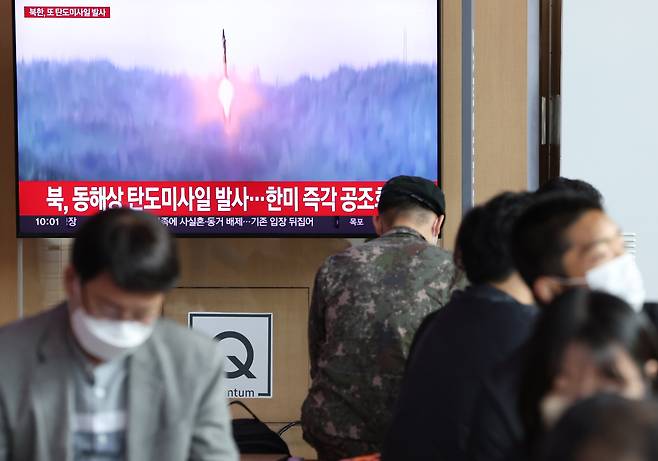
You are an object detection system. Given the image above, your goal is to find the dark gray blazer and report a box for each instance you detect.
[0,303,238,461]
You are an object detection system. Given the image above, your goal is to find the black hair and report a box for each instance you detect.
[72,208,180,292]
[538,394,658,461]
[454,191,534,284]
[536,177,603,206]
[511,192,603,288]
[520,289,658,448]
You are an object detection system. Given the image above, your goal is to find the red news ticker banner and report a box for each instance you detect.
[19,181,385,217]
[24,6,110,18]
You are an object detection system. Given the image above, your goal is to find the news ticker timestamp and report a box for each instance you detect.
[34,217,63,226]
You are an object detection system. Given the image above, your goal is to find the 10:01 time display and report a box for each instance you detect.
[35,217,60,226]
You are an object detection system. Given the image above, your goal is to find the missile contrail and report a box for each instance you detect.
[222,28,228,78]
[218,29,234,122]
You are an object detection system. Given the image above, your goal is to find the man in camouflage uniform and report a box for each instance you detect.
[301,176,464,460]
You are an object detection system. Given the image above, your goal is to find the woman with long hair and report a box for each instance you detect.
[520,288,658,455]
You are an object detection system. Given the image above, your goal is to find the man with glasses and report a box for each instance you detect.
[0,208,238,460]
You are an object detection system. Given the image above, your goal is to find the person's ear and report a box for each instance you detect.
[432,214,445,239]
[533,276,565,305]
[64,265,78,299]
[645,359,658,380]
[372,215,384,236]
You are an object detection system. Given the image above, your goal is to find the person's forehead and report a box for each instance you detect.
[562,341,595,367]
[84,273,164,306]
[83,272,125,293]
[564,210,619,249]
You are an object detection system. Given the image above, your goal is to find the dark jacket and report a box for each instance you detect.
[467,348,527,461]
[467,301,658,461]
[382,285,537,461]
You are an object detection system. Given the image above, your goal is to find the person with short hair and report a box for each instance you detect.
[535,178,658,331]
[0,208,238,461]
[468,192,649,461]
[535,176,603,205]
[510,191,644,309]
[382,191,537,460]
[301,176,464,461]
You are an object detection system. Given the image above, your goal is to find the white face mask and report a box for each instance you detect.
[585,253,646,312]
[70,307,154,362]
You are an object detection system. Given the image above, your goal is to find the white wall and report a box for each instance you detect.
[561,0,658,299]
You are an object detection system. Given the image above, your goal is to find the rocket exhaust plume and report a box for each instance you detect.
[218,29,234,121]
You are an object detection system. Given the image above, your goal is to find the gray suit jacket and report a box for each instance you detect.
[0,303,239,461]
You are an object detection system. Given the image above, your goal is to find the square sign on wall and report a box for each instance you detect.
[189,312,273,398]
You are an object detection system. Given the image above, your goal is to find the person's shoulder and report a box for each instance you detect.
[317,240,377,272]
[334,238,382,257]
[0,303,66,348]
[416,245,459,282]
[0,303,68,372]
[154,318,215,350]
[462,287,538,321]
[407,292,465,344]
[317,236,456,280]
[152,318,217,360]
[381,231,455,265]
[420,242,454,261]
[369,232,454,262]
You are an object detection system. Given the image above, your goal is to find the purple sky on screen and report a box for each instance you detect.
[15,0,437,84]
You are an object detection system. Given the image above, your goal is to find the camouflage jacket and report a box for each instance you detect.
[301,227,464,454]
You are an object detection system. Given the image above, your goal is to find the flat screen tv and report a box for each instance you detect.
[13,0,439,236]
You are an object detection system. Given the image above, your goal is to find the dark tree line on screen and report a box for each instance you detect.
[17,60,438,181]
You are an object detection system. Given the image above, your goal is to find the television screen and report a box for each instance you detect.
[14,0,439,236]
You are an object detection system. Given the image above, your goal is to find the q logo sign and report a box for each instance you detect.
[189,312,273,399]
[214,331,256,379]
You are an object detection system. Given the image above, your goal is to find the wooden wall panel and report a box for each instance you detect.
[440,0,463,249]
[177,238,349,288]
[164,287,310,422]
[165,287,315,459]
[0,0,18,325]
[474,0,529,202]
[22,238,71,316]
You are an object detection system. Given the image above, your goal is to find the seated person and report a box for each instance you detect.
[535,179,658,328]
[0,208,238,460]
[469,288,658,461]
[301,176,464,461]
[538,394,658,461]
[382,191,537,460]
[467,191,649,461]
